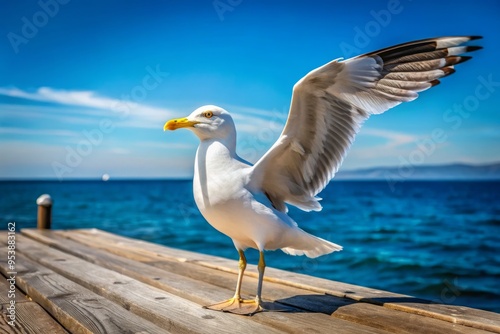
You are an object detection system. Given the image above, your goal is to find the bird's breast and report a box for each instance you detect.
[193,142,250,211]
[193,166,248,211]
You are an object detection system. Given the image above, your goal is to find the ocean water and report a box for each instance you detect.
[1,180,499,313]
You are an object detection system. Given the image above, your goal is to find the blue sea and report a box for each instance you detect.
[1,180,499,313]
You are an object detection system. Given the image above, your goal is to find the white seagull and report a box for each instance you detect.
[164,36,481,315]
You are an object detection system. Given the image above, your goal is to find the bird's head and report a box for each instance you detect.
[164,105,236,141]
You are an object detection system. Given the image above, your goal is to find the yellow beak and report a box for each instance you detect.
[163,117,199,131]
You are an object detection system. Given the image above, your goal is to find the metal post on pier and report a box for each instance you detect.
[36,194,53,229]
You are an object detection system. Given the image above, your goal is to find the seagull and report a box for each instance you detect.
[164,36,481,315]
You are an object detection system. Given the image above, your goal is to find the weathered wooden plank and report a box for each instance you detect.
[141,260,491,334]
[51,228,500,333]
[38,229,493,334]
[171,261,496,334]
[331,302,488,334]
[20,229,395,334]
[26,229,345,306]
[15,232,396,334]
[0,276,28,306]
[36,230,365,310]
[0,317,17,334]
[5,234,285,334]
[0,251,169,333]
[25,229,310,309]
[17,230,224,307]
[51,228,375,303]
[0,275,69,334]
[0,301,69,334]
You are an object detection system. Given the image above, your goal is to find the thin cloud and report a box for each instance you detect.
[0,103,110,124]
[361,128,418,147]
[0,127,78,137]
[0,86,176,128]
[351,128,420,159]
[0,87,118,109]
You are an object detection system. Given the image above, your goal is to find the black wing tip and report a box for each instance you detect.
[359,36,483,60]
[443,35,483,41]
[454,55,473,65]
[465,45,483,52]
[442,67,456,77]
[430,79,441,87]
[469,35,483,41]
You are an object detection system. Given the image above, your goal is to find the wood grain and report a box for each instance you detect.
[47,228,500,333]
[6,229,498,334]
[28,229,492,334]
[18,229,391,334]
[4,234,284,334]
[0,277,68,334]
[0,248,168,333]
[19,230,500,333]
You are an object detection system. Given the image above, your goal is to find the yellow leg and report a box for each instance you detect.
[234,249,246,300]
[204,250,264,315]
[255,251,266,306]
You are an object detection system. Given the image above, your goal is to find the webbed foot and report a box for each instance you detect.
[204,297,263,315]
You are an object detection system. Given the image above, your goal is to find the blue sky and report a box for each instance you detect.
[1,0,499,179]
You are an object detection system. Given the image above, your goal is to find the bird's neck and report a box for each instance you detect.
[198,137,236,163]
[200,134,237,157]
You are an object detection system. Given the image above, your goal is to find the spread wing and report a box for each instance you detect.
[249,36,482,212]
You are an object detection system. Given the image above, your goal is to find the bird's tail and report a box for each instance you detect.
[280,228,342,258]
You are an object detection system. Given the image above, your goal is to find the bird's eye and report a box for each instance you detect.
[203,111,214,118]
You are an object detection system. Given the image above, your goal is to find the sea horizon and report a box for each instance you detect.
[2,161,498,182]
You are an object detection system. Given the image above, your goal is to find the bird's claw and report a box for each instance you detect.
[204,297,264,315]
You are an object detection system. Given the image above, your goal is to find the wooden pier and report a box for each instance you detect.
[0,228,499,333]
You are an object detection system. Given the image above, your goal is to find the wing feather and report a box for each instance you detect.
[249,36,481,212]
